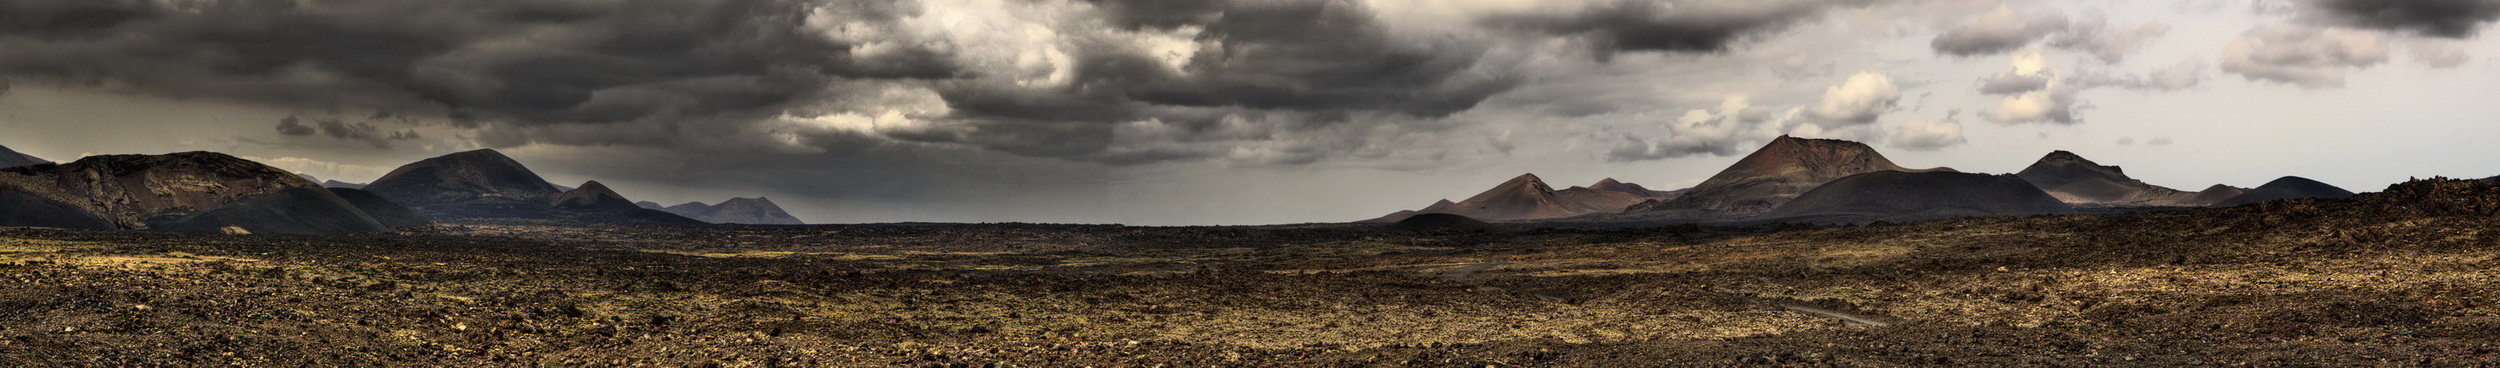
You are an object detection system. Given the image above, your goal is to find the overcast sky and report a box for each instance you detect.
[2,0,2497,225]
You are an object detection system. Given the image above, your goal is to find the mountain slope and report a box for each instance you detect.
[0,144,48,168]
[1756,171,2075,225]
[1636,136,1946,214]
[327,188,431,229]
[0,152,392,234]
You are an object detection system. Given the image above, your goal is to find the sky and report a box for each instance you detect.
[1,0,2497,225]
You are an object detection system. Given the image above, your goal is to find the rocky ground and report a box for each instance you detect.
[6,179,2500,366]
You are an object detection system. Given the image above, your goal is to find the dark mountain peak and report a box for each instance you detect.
[1590,178,1649,193]
[2256,176,2341,191]
[364,149,566,218]
[2018,150,2126,182]
[2212,176,2357,207]
[1468,173,1558,204]
[2038,150,2088,163]
[0,144,48,168]
[552,181,634,210]
[1642,137,1921,213]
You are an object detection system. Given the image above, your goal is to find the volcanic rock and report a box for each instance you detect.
[1636,136,1947,215]
[1755,171,2075,225]
[2210,176,2356,207]
[0,152,392,234]
[363,149,568,219]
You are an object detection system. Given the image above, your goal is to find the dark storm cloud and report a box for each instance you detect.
[0,0,951,131]
[2,0,1528,167]
[1080,0,1225,30]
[2307,0,2500,38]
[898,0,1520,163]
[1482,0,1869,58]
[273,114,420,148]
[274,116,316,136]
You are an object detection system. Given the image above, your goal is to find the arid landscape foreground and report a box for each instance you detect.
[7,178,2500,366]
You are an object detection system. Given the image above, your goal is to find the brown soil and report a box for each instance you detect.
[6,178,2500,366]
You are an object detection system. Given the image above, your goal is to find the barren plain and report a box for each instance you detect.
[6,179,2500,366]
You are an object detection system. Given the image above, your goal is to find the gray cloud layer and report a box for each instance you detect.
[2306,0,2500,38]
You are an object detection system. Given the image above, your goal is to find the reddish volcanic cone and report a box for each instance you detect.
[1638,135,1946,214]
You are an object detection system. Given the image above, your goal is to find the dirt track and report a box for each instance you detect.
[6,179,2500,366]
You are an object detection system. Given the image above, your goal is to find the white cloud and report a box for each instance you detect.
[2219,25,2390,88]
[1981,49,2084,124]
[1607,95,1790,160]
[1808,72,1902,125]
[2410,40,2472,68]
[1889,113,1967,151]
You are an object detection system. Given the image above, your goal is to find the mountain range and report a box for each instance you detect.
[1373,136,2359,226]
[1364,174,1677,222]
[638,198,806,225]
[361,149,706,224]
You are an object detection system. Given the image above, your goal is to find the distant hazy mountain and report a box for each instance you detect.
[2211,177,2356,207]
[1756,171,2074,225]
[0,152,413,234]
[2014,151,2235,207]
[0,144,49,168]
[657,197,805,225]
[1365,174,1677,222]
[322,180,367,189]
[1632,135,1950,215]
